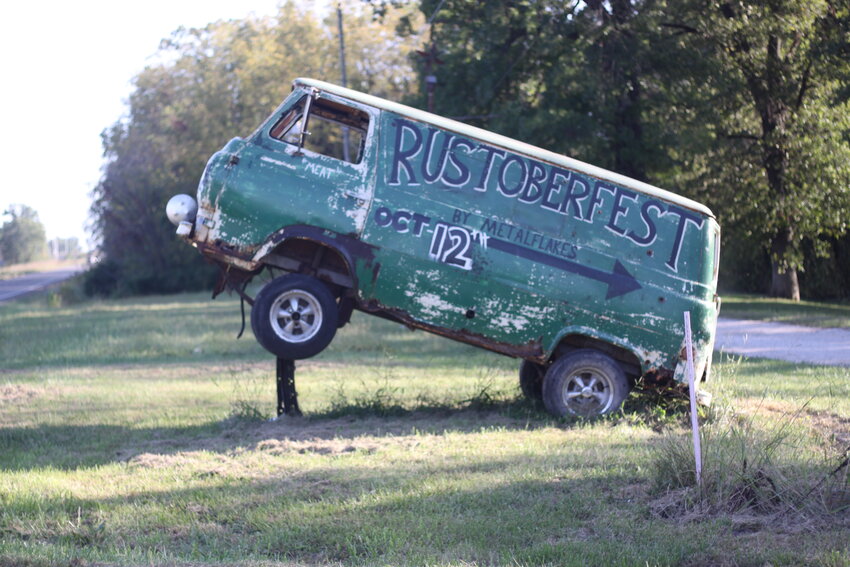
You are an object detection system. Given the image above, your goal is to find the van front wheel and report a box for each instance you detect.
[542,350,629,418]
[251,274,338,359]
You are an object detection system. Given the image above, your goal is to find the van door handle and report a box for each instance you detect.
[343,190,367,200]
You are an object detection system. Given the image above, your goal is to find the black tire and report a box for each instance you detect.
[519,360,546,401]
[542,349,630,418]
[251,274,339,359]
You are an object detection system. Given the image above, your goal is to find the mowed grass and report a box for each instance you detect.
[1,287,849,566]
[720,293,850,328]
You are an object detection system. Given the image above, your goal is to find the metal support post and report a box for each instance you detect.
[276,358,301,417]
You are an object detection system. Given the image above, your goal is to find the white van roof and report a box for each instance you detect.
[294,78,713,218]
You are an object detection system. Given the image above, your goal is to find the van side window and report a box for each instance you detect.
[269,96,369,164]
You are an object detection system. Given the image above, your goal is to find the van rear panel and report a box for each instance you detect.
[361,111,718,376]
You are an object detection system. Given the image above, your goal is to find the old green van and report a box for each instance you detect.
[167,78,721,417]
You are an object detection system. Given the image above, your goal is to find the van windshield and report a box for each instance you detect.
[269,96,369,164]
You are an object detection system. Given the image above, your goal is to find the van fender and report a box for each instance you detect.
[250,224,376,290]
[545,325,665,378]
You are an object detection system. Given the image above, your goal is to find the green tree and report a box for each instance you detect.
[0,204,46,265]
[408,1,697,183]
[667,0,850,300]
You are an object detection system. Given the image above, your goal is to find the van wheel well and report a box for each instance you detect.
[553,335,642,383]
[261,238,354,295]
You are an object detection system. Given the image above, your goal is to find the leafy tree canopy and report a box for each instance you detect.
[665,0,850,299]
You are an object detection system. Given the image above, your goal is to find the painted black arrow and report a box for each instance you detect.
[486,237,642,299]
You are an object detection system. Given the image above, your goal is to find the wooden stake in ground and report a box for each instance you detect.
[684,311,702,487]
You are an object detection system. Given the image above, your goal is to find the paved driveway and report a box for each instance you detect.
[715,317,850,367]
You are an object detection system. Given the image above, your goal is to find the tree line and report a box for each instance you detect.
[87,0,850,300]
[0,205,46,265]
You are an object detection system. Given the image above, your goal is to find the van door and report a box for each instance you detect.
[360,112,556,352]
[213,91,377,246]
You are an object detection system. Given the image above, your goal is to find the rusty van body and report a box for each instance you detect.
[167,78,721,417]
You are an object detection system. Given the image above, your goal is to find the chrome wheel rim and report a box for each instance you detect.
[562,367,614,416]
[269,290,323,344]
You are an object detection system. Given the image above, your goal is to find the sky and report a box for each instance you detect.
[0,0,300,249]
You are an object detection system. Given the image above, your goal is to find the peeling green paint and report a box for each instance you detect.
[178,78,720,385]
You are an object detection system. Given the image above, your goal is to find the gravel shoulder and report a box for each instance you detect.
[716,317,850,366]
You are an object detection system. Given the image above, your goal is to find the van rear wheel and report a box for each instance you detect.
[542,350,629,418]
[519,360,546,401]
[251,274,338,359]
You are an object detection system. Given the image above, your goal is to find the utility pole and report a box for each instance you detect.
[417,1,445,113]
[337,3,351,162]
[417,41,442,113]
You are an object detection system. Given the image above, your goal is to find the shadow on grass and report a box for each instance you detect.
[0,397,554,473]
[2,407,844,566]
[0,387,697,475]
[0,449,687,567]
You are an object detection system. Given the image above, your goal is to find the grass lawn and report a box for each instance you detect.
[719,294,850,328]
[1,285,848,566]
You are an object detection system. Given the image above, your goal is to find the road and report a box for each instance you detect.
[715,317,850,367]
[0,267,84,303]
